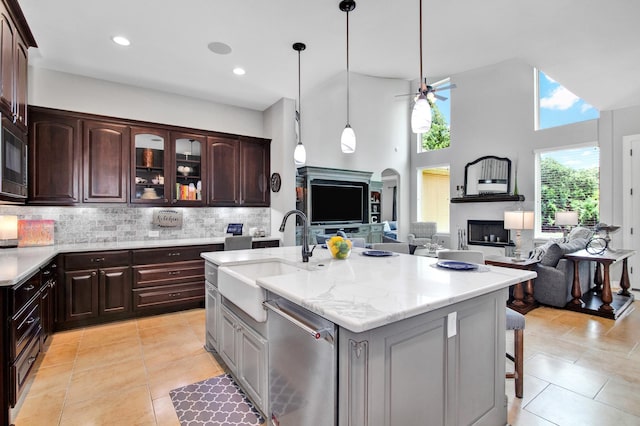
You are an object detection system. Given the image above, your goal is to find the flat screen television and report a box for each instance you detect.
[310,181,366,224]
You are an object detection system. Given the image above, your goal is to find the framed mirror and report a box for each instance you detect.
[464,156,511,196]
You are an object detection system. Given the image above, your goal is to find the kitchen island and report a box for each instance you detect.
[202,246,537,426]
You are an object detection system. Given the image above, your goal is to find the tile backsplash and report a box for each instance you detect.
[0,206,270,245]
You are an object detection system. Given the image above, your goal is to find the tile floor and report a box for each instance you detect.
[12,292,640,425]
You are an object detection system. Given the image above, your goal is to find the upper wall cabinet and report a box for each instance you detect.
[172,132,206,206]
[207,135,270,207]
[131,127,170,205]
[28,108,81,204]
[0,1,36,132]
[83,121,130,203]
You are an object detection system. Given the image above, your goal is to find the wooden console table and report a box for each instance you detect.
[564,249,635,319]
[485,255,539,314]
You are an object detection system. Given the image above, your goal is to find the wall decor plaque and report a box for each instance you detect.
[152,209,183,228]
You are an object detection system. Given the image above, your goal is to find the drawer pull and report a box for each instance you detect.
[28,356,37,365]
[169,292,182,297]
[168,252,181,257]
[168,271,181,276]
[23,285,35,291]
[26,317,36,325]
[91,257,105,263]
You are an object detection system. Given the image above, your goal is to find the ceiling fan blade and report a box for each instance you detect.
[395,93,418,97]
[430,78,451,87]
[433,83,457,91]
[434,94,448,101]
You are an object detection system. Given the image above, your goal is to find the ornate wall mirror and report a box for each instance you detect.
[464,156,511,196]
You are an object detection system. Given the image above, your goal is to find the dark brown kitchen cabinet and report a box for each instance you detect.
[83,120,130,203]
[207,136,270,207]
[0,1,35,132]
[28,108,82,204]
[172,132,206,206]
[131,126,170,205]
[60,251,131,329]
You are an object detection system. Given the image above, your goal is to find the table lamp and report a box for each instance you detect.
[555,211,578,236]
[0,215,18,248]
[504,210,534,261]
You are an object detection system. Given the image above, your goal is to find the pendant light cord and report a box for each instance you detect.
[298,48,302,143]
[346,8,351,124]
[419,0,424,90]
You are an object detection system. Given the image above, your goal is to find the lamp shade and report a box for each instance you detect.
[341,124,356,153]
[504,211,534,230]
[411,94,432,133]
[293,142,306,166]
[555,211,578,226]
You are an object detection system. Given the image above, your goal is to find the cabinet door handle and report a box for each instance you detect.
[168,271,181,276]
[91,272,97,277]
[26,317,36,325]
[24,284,35,291]
[100,271,106,277]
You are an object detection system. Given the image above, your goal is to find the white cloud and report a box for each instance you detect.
[540,86,579,110]
[580,103,595,113]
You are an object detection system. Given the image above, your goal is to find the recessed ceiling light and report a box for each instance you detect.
[207,42,232,55]
[233,67,246,76]
[112,36,131,46]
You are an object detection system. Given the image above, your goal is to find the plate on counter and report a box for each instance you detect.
[436,260,478,270]
[362,250,395,257]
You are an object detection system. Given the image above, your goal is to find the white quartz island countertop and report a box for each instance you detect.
[202,246,537,333]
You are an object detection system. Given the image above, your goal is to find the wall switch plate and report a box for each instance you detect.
[148,230,159,238]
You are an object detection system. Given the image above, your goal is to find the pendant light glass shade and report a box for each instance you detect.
[411,93,432,133]
[340,0,356,154]
[293,42,307,166]
[294,141,306,166]
[341,124,356,153]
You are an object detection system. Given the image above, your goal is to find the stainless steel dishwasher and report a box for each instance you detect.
[264,296,337,426]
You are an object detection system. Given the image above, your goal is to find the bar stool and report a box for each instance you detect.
[506,307,525,398]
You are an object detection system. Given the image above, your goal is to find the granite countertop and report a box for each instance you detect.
[201,246,537,333]
[0,236,280,286]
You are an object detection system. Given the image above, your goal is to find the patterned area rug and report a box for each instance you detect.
[170,374,265,426]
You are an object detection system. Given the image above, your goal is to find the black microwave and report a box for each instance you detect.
[0,117,27,199]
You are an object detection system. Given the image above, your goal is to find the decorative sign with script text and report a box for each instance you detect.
[152,209,183,228]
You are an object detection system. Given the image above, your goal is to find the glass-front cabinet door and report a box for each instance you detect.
[131,127,169,204]
[172,133,206,205]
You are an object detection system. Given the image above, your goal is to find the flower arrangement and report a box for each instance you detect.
[327,236,352,259]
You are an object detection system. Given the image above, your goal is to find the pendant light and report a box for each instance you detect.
[411,0,432,134]
[293,42,307,166]
[340,0,356,154]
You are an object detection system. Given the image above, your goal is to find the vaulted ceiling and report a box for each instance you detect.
[19,0,640,112]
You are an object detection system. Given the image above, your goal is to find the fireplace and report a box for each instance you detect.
[467,220,514,248]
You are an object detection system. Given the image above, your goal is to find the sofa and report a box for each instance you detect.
[530,227,594,308]
[382,220,398,241]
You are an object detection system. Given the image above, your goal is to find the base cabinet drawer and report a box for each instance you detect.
[133,282,204,311]
[10,330,41,407]
[11,300,41,360]
[133,260,204,288]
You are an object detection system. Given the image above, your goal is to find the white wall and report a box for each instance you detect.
[28,67,265,137]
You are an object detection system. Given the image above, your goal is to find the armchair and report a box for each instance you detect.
[407,222,437,246]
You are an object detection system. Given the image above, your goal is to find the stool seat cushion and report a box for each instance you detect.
[506,307,525,330]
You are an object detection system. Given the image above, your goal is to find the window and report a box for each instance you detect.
[536,69,599,130]
[535,144,599,237]
[417,166,450,233]
[418,79,451,152]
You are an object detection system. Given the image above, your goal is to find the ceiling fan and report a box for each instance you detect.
[396,77,457,102]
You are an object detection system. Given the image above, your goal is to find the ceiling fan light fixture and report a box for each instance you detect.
[411,93,432,133]
[340,0,356,154]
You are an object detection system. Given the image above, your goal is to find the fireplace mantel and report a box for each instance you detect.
[451,194,525,203]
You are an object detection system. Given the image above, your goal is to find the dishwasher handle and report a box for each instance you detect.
[264,301,333,342]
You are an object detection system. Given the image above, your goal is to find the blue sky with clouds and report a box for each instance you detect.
[538,71,599,129]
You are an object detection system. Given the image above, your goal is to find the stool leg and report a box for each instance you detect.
[515,328,524,398]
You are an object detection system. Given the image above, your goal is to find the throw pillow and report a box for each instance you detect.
[389,221,398,230]
[529,240,553,260]
[540,243,564,267]
[568,226,593,241]
[383,221,391,232]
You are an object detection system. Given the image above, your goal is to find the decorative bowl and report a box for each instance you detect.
[327,236,352,259]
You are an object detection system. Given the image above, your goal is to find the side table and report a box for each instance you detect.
[563,248,635,319]
[485,255,540,314]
